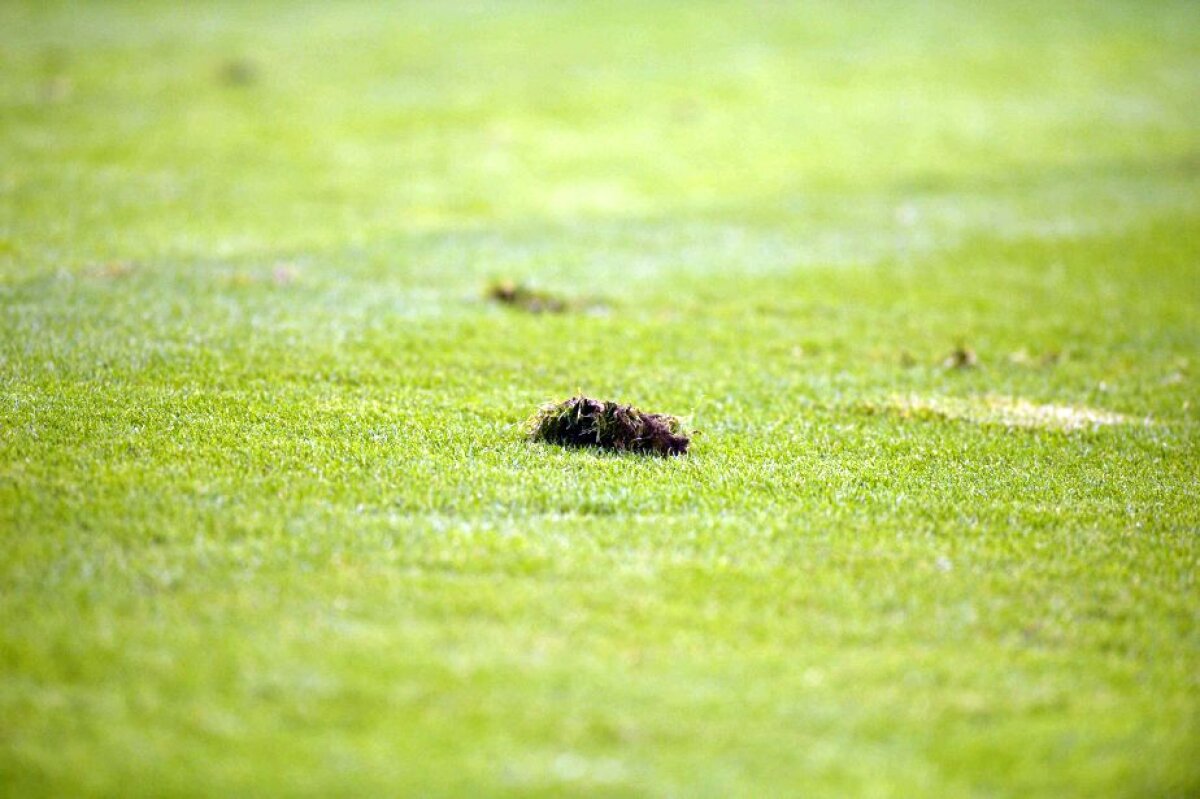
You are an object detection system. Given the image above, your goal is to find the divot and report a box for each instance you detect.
[527,396,690,456]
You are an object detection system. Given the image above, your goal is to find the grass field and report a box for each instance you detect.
[2,1,1199,795]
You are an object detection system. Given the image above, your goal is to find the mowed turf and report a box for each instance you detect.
[1,1,1198,796]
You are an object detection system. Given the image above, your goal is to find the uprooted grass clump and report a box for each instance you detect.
[527,396,690,456]
[487,281,569,314]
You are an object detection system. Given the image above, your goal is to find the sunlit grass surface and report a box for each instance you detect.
[2,1,1198,796]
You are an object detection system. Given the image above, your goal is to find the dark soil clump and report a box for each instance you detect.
[487,281,569,314]
[527,396,690,456]
[486,280,610,315]
[487,281,566,311]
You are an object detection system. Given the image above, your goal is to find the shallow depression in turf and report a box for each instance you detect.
[873,395,1146,431]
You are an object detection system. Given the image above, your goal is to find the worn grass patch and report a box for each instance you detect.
[867,394,1144,431]
[527,396,691,456]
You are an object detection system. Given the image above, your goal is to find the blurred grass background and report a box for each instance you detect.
[3,0,1197,268]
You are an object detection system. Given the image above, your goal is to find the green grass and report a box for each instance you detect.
[2,1,1198,795]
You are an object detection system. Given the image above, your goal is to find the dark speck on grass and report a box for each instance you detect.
[218,58,260,86]
[527,396,690,456]
[943,345,979,369]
